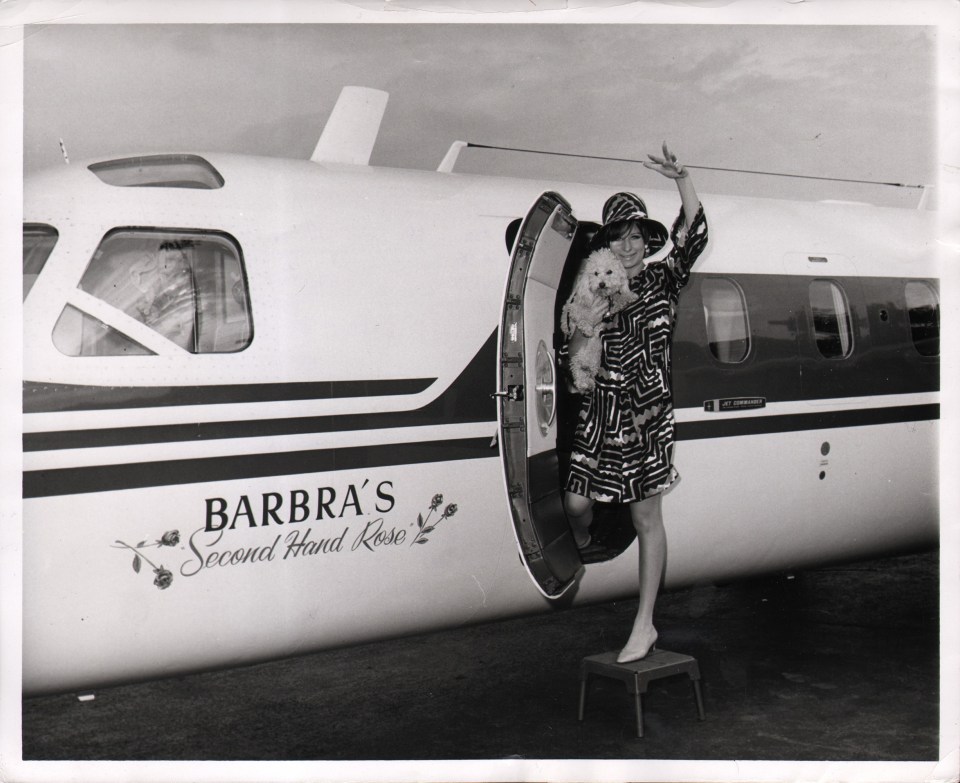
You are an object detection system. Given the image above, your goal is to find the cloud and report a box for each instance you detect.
[23,22,935,198]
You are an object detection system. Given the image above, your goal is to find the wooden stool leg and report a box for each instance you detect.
[633,690,644,738]
[692,679,705,721]
[580,651,703,737]
[578,673,588,721]
[631,674,644,738]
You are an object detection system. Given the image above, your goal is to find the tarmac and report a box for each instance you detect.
[20,549,944,768]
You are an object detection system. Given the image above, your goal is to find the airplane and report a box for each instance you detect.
[21,86,939,696]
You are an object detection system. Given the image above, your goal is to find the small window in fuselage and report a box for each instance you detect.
[52,229,253,356]
[88,155,224,189]
[23,223,58,301]
[701,277,750,363]
[904,280,939,357]
[809,279,853,359]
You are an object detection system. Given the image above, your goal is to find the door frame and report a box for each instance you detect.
[495,191,583,598]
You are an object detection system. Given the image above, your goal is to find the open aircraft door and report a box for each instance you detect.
[495,192,583,598]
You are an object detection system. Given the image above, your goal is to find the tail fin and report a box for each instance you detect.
[310,86,388,166]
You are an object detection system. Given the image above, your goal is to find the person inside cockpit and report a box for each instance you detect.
[130,240,197,351]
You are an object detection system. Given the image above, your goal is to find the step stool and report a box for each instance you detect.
[578,649,705,738]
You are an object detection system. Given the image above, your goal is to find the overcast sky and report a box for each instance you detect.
[23,23,937,207]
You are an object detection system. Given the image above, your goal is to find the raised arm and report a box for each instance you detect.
[643,142,700,230]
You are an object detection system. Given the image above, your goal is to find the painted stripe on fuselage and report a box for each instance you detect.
[23,437,495,499]
[23,376,435,413]
[23,333,497,452]
[677,402,939,440]
[21,403,938,498]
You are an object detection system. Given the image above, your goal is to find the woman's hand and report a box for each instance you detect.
[590,297,612,326]
[568,298,614,352]
[585,298,615,335]
[645,141,700,231]
[643,142,689,180]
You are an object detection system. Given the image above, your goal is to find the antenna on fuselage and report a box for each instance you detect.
[58,137,69,164]
[458,141,932,207]
[310,86,388,166]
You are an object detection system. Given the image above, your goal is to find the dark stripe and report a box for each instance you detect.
[677,403,939,441]
[22,437,496,499]
[23,377,435,413]
[672,273,941,410]
[24,405,474,452]
[24,334,499,452]
[23,403,938,499]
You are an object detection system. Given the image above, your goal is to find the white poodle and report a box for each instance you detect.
[560,248,638,393]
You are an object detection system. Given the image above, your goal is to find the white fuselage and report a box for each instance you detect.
[22,154,938,694]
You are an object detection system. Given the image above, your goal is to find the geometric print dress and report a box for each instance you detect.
[566,203,709,503]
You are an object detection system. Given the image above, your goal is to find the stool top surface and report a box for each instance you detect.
[582,649,698,676]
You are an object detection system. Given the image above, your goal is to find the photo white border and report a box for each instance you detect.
[2,1,957,782]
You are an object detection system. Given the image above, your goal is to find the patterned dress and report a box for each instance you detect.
[566,204,708,503]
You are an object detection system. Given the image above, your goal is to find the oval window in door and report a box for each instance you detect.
[534,339,556,435]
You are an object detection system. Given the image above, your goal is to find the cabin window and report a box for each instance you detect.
[52,229,252,356]
[809,280,853,359]
[701,277,750,363]
[905,281,939,357]
[23,223,58,301]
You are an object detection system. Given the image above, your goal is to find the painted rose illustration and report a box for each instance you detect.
[112,529,181,590]
[410,495,459,546]
[153,567,174,590]
[160,530,180,547]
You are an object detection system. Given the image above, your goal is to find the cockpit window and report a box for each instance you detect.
[52,229,252,356]
[23,223,58,301]
[53,306,155,357]
[88,155,224,189]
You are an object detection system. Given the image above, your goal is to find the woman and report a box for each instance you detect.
[565,143,708,664]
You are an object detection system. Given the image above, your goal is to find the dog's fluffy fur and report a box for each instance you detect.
[560,248,638,393]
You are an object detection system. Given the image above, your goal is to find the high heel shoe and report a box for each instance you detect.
[616,630,658,664]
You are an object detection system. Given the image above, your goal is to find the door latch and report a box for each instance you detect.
[491,385,524,402]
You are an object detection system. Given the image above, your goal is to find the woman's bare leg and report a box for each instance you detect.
[564,491,594,548]
[617,493,666,663]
